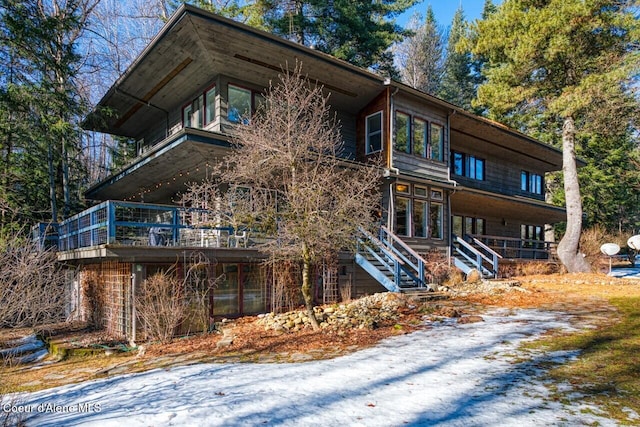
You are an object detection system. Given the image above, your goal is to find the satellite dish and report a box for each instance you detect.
[600,243,621,256]
[628,235,640,250]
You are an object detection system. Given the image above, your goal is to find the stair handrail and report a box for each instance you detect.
[380,226,426,265]
[357,228,406,266]
[470,236,502,260]
[379,226,427,286]
[453,234,498,278]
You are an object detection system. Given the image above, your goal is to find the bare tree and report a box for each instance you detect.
[135,254,217,342]
[394,7,445,94]
[0,230,67,328]
[216,63,382,329]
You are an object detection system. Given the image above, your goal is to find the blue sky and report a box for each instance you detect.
[398,0,503,29]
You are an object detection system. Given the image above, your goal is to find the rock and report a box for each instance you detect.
[466,269,482,283]
[458,315,484,324]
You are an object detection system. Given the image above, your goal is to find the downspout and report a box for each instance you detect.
[447,110,458,266]
[384,79,400,229]
[130,271,136,347]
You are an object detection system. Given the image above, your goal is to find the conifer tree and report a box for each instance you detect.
[438,7,476,110]
[468,0,639,272]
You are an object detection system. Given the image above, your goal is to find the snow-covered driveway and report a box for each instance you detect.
[15,309,616,426]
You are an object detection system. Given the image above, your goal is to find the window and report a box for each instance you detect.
[182,103,193,128]
[205,86,216,125]
[521,171,543,195]
[394,112,410,153]
[366,111,383,154]
[413,200,428,237]
[395,197,410,236]
[228,84,252,123]
[394,182,445,239]
[182,95,203,128]
[393,111,445,162]
[413,118,427,157]
[452,151,485,180]
[453,215,486,236]
[430,203,443,239]
[430,123,443,161]
[521,224,543,241]
[183,92,207,129]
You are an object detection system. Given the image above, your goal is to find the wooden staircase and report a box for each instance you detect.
[452,234,501,279]
[355,227,434,292]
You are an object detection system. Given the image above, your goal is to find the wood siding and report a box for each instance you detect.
[389,92,450,181]
[451,129,547,201]
[356,89,389,165]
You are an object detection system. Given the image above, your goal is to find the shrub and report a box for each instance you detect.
[0,229,66,328]
[580,226,629,271]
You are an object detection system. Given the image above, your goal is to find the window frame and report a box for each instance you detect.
[429,123,444,161]
[451,151,485,181]
[521,170,543,195]
[204,84,216,125]
[365,111,383,154]
[394,183,445,240]
[394,111,411,154]
[227,83,253,124]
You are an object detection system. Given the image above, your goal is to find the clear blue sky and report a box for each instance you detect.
[398,0,503,29]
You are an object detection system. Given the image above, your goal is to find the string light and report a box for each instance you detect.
[121,163,218,201]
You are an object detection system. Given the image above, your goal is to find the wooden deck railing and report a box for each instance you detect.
[471,234,554,260]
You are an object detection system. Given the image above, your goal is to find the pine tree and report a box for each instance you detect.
[258,0,418,71]
[468,0,640,272]
[438,7,476,110]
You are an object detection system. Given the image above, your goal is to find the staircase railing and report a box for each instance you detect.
[379,226,429,286]
[452,234,501,278]
[355,226,430,292]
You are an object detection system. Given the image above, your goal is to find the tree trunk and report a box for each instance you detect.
[556,116,591,273]
[48,143,58,223]
[301,243,319,330]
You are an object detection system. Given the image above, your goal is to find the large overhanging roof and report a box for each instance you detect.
[85,4,385,138]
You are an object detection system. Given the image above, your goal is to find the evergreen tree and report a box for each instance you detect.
[0,0,96,229]
[468,0,639,272]
[395,6,444,94]
[438,6,476,110]
[258,0,418,71]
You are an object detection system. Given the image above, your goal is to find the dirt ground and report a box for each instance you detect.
[1,273,639,392]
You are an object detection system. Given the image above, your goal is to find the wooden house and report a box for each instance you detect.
[46,5,566,339]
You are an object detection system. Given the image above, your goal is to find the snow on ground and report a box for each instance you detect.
[609,266,640,279]
[13,309,617,427]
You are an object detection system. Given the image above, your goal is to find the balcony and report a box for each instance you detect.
[53,200,263,251]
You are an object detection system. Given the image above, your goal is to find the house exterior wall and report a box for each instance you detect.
[450,129,548,202]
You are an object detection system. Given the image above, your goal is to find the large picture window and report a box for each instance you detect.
[228,84,252,123]
[365,111,383,154]
[394,182,444,239]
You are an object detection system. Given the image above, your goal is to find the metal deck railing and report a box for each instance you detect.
[53,200,260,251]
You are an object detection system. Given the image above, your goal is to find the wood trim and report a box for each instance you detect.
[115,57,193,128]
